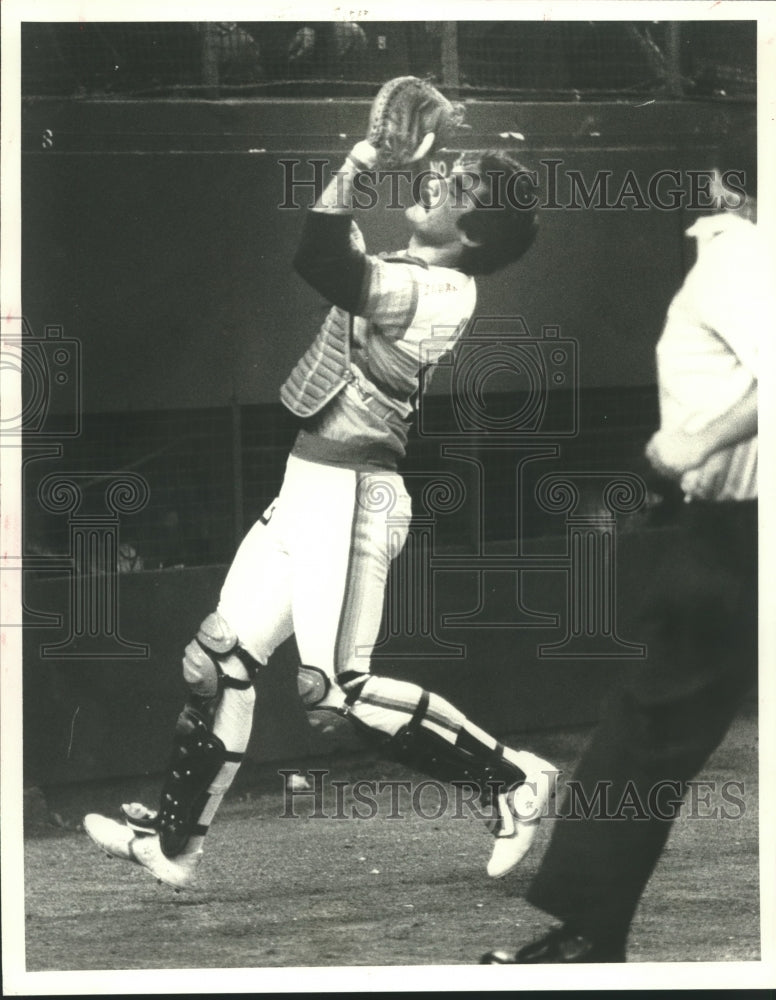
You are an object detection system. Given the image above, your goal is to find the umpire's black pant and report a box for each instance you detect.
[527,499,758,951]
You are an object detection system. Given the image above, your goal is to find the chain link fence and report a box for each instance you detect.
[22,20,755,100]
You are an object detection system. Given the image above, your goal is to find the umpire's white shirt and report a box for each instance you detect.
[656,213,763,502]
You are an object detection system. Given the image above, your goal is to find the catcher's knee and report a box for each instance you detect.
[182,612,258,710]
[297,664,346,711]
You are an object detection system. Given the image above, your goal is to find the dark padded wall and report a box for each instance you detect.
[23,527,674,786]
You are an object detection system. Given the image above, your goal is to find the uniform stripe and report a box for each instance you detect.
[333,472,360,676]
[357,690,461,738]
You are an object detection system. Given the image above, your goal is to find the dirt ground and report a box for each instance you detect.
[22,707,759,972]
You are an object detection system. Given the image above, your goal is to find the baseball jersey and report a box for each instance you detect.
[286,228,477,470]
[655,213,763,501]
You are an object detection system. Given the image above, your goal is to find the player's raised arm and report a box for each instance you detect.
[293,76,462,312]
[291,142,377,313]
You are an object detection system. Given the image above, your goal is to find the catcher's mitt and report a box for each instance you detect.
[366,76,466,168]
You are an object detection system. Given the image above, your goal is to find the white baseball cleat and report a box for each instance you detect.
[83,813,202,891]
[486,757,559,879]
[84,812,136,860]
[129,832,202,891]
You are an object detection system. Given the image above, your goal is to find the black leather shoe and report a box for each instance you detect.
[481,925,625,964]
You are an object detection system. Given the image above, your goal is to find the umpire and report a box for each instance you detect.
[482,164,766,963]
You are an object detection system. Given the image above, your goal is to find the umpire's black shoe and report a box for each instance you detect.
[481,925,625,964]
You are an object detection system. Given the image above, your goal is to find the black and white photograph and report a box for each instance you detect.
[2,0,774,993]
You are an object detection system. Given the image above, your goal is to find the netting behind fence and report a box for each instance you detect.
[21,20,756,100]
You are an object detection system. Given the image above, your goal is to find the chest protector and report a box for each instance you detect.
[280,305,354,418]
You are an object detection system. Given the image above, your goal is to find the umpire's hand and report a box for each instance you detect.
[645,428,706,480]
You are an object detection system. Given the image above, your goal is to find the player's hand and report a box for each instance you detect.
[409,132,436,163]
[349,135,433,172]
[645,429,707,479]
[348,140,379,171]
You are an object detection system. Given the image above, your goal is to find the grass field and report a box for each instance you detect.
[22,707,759,972]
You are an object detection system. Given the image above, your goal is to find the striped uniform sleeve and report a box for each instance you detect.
[356,258,426,338]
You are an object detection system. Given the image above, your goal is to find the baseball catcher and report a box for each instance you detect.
[84,77,554,891]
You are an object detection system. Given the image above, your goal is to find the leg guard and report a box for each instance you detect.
[297,664,331,708]
[182,611,258,716]
[146,613,259,858]
[341,673,526,796]
[297,664,347,711]
[155,702,244,858]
